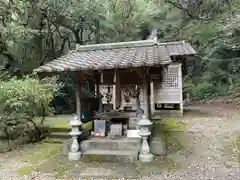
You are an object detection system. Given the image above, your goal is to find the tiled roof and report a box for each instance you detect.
[34,40,196,73]
[162,41,196,56]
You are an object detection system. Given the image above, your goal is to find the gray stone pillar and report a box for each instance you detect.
[68,115,82,161]
[138,115,153,163]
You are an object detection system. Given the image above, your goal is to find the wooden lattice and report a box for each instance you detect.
[161,66,180,88]
[153,64,183,115]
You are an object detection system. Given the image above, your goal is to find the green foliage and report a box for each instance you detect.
[100,0,168,42]
[1,0,169,74]
[176,2,240,100]
[230,81,240,98]
[0,76,59,150]
[17,165,34,176]
[236,136,240,151]
[0,0,239,101]
[0,76,58,116]
[183,76,197,98]
[194,82,226,100]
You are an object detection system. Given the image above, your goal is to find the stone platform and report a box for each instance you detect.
[82,149,138,163]
[81,137,141,151]
[64,136,166,159]
[81,137,141,163]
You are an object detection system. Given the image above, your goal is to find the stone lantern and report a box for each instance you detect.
[138,115,153,163]
[68,115,82,161]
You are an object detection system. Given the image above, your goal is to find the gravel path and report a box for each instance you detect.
[0,105,239,180]
[142,105,240,180]
[0,151,56,180]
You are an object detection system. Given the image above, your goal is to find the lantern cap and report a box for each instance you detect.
[69,115,82,126]
[137,115,152,126]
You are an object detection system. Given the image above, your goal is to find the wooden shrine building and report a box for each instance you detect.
[34,39,196,123]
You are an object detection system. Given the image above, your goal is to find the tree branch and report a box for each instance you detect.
[0,33,17,71]
[58,38,67,55]
[124,0,133,22]
[0,15,7,27]
[164,0,212,21]
[67,39,71,50]
[83,23,94,44]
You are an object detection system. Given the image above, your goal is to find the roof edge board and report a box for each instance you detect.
[76,39,158,52]
[158,40,185,46]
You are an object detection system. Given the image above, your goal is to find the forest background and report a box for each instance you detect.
[0,0,239,148]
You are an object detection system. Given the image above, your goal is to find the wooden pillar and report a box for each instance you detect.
[95,82,100,112]
[96,83,100,98]
[147,82,151,119]
[115,71,121,110]
[143,69,151,119]
[95,73,103,112]
[112,85,116,110]
[112,72,116,110]
[76,72,81,121]
[179,63,183,116]
[99,72,103,112]
[95,74,101,112]
[150,80,155,116]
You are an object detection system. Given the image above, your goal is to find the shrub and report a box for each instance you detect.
[230,85,240,97]
[194,82,228,100]
[183,80,196,99]
[229,79,240,97]
[0,76,59,151]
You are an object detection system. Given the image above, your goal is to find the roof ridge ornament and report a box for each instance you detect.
[153,36,158,45]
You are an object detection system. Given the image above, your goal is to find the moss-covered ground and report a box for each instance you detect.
[0,140,9,153]
[236,136,240,151]
[219,134,240,164]
[15,115,93,178]
[236,136,240,163]
[151,117,187,153]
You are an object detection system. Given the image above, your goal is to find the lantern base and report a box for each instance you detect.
[68,151,82,161]
[139,153,153,163]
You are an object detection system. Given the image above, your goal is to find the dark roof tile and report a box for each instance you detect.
[34,40,196,73]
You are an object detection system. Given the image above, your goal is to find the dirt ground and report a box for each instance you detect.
[0,105,240,180]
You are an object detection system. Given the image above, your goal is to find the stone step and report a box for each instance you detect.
[82,149,138,163]
[80,137,141,152]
